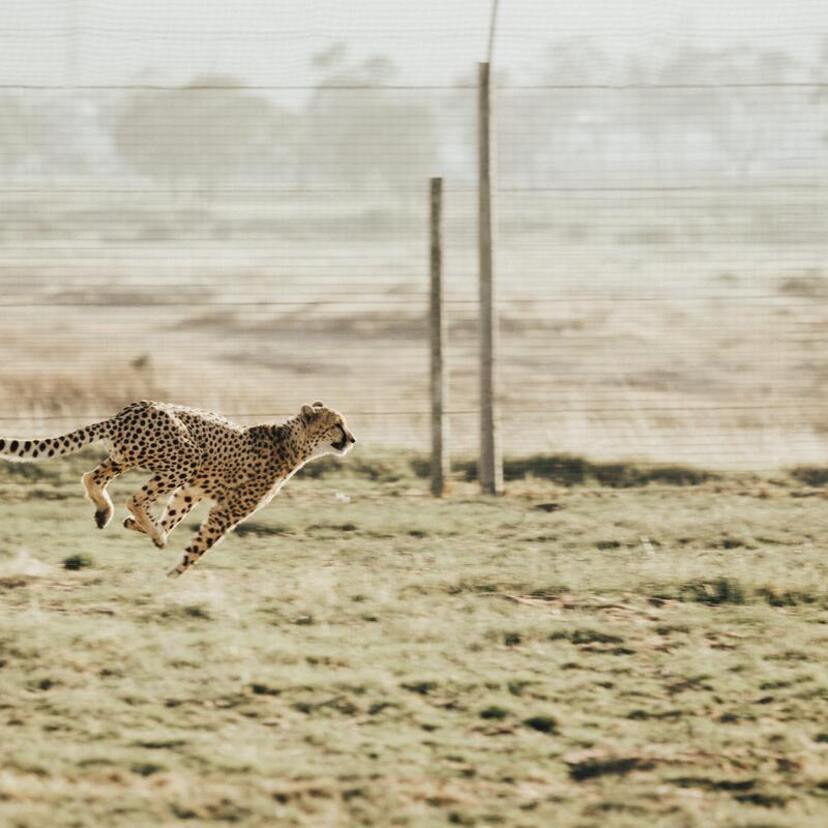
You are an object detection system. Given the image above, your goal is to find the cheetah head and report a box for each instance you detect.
[300,401,356,458]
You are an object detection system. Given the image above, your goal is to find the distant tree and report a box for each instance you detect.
[483,38,616,186]
[113,75,296,189]
[646,45,801,178]
[811,36,828,147]
[711,48,800,177]
[535,39,616,181]
[622,43,724,178]
[302,46,438,190]
[0,95,44,177]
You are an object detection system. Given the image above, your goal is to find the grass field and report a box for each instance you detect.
[4,452,828,826]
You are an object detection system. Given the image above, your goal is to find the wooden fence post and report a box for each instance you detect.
[477,62,503,495]
[429,176,449,496]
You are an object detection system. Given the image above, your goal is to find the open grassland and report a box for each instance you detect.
[4,454,828,825]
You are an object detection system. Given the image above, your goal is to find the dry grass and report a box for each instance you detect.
[3,453,828,825]
[2,188,828,466]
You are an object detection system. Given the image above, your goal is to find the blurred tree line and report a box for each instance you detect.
[0,38,826,187]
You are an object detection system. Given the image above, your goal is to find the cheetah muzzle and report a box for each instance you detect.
[0,400,356,577]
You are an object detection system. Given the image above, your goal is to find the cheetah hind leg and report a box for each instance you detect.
[82,459,127,529]
[123,516,147,535]
[123,485,199,540]
[126,473,190,549]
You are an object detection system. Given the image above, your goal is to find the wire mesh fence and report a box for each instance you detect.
[1,10,827,470]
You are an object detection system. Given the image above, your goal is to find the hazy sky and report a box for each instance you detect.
[1,0,827,86]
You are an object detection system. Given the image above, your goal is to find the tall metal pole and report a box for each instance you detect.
[429,177,449,496]
[486,0,500,63]
[477,62,502,495]
[67,0,80,84]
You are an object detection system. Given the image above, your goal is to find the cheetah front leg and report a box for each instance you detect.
[166,499,254,578]
[158,486,204,539]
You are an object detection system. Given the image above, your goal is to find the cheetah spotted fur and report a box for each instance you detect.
[0,401,356,577]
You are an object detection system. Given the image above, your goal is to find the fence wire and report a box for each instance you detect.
[1,11,827,470]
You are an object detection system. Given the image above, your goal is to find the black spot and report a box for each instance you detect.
[10,441,18,452]
[0,440,4,451]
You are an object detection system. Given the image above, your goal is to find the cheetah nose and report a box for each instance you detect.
[348,434,356,444]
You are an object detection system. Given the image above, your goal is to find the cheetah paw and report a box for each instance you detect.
[123,516,146,535]
[94,507,113,530]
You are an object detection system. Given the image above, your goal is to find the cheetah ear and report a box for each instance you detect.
[312,400,324,408]
[300,404,316,424]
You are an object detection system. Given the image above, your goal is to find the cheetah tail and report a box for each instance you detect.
[0,422,106,463]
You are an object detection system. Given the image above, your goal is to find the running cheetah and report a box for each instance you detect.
[0,401,356,577]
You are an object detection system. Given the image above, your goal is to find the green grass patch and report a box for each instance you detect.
[480,705,511,720]
[789,465,828,487]
[1,455,828,826]
[233,521,292,538]
[453,453,718,487]
[568,756,656,782]
[62,553,94,571]
[302,450,721,488]
[650,578,826,608]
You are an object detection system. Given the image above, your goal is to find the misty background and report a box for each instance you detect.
[2,0,828,186]
[1,1,828,467]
